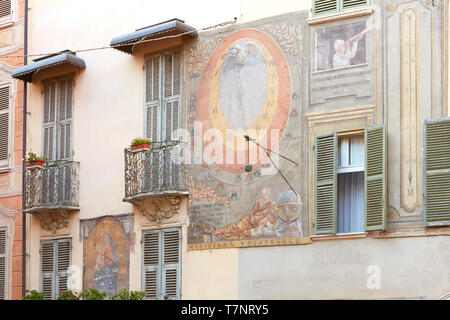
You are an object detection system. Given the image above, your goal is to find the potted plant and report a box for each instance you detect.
[130,137,151,152]
[26,152,48,168]
[22,289,45,300]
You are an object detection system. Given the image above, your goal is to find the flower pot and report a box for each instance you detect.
[131,143,150,152]
[26,160,45,168]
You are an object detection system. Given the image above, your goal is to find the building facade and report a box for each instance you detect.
[0,0,24,301]
[10,0,450,299]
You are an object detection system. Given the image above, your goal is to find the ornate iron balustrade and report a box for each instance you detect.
[124,140,188,201]
[24,160,80,212]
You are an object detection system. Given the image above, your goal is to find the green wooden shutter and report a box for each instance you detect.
[58,79,73,160]
[0,85,9,167]
[142,230,160,299]
[162,229,180,300]
[342,0,369,11]
[40,241,55,300]
[0,228,6,300]
[43,82,57,160]
[424,119,450,226]
[313,0,338,16]
[364,125,386,231]
[56,239,71,293]
[314,133,337,234]
[145,56,161,142]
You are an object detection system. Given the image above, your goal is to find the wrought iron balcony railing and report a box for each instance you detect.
[124,140,188,201]
[24,160,80,213]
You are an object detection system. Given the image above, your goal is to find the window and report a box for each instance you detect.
[314,125,385,235]
[0,0,11,20]
[42,78,73,161]
[144,50,181,142]
[313,0,370,17]
[337,134,364,233]
[142,228,181,300]
[424,118,450,227]
[0,228,6,300]
[40,238,71,300]
[0,85,10,167]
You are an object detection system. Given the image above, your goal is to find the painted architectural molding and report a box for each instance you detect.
[0,202,17,236]
[139,196,182,225]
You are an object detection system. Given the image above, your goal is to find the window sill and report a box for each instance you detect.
[0,167,11,174]
[311,232,368,241]
[307,7,373,26]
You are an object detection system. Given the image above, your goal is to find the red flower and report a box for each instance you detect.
[25,290,29,293]
[65,292,68,296]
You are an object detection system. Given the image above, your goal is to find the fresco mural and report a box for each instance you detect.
[80,215,133,294]
[185,12,309,249]
[309,16,374,106]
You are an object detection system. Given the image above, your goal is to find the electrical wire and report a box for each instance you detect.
[0,18,237,59]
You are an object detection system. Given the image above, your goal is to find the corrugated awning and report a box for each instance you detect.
[110,18,197,54]
[11,50,86,83]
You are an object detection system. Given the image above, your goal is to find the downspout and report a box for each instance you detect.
[21,0,28,298]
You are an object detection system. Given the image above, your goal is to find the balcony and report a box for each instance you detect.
[123,140,188,203]
[24,160,80,214]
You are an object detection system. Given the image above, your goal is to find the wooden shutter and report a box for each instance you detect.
[163,51,181,141]
[342,0,369,11]
[145,56,161,142]
[313,0,338,16]
[43,82,57,160]
[142,230,160,299]
[424,119,450,226]
[364,125,386,231]
[58,79,73,160]
[40,241,55,300]
[162,229,180,300]
[0,0,11,19]
[0,228,6,300]
[314,133,337,234]
[0,86,9,166]
[56,239,71,293]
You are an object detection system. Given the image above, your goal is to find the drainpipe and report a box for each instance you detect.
[22,0,28,298]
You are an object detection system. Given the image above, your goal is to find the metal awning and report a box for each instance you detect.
[11,50,86,82]
[110,18,197,54]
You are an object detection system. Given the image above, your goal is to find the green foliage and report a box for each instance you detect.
[110,289,146,300]
[131,137,151,147]
[26,152,48,163]
[79,288,107,300]
[57,289,81,300]
[22,289,45,300]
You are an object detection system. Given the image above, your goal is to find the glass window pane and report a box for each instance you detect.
[350,136,364,166]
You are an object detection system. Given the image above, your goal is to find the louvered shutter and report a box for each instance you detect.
[314,133,337,235]
[145,56,161,142]
[0,86,9,167]
[364,125,386,231]
[142,230,160,299]
[424,119,450,226]
[0,228,6,300]
[162,229,180,300]
[313,0,338,16]
[163,51,181,141]
[0,0,11,19]
[56,239,71,293]
[43,82,57,160]
[58,79,72,160]
[40,241,55,300]
[342,0,369,11]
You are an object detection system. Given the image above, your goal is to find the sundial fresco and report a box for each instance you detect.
[197,29,291,174]
[188,24,307,250]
